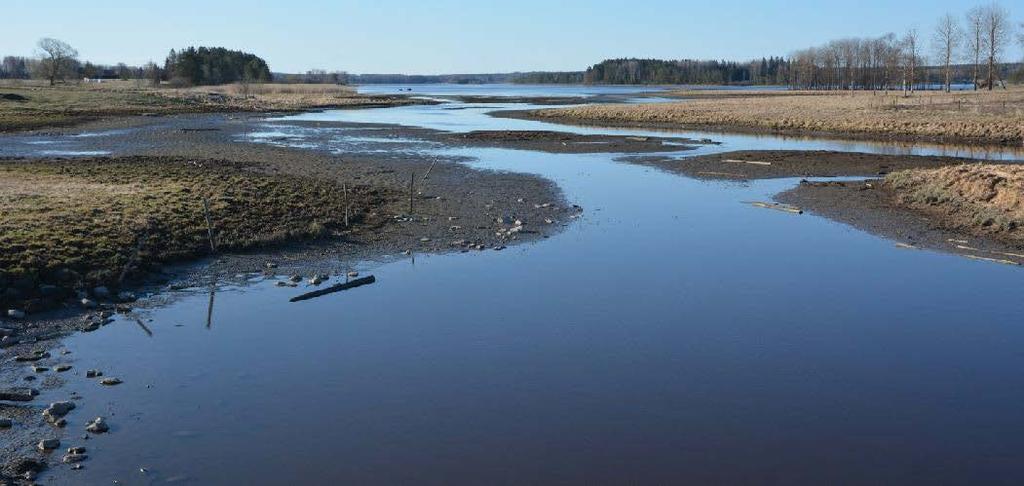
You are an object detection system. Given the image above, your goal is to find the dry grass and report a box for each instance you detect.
[532,87,1024,146]
[167,82,383,110]
[887,164,1024,244]
[0,157,381,309]
[0,81,416,132]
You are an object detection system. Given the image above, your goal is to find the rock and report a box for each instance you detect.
[288,274,303,283]
[62,453,88,463]
[0,418,11,428]
[265,262,278,269]
[15,351,49,362]
[85,417,109,434]
[80,298,97,309]
[43,401,76,423]
[117,291,137,302]
[67,446,86,455]
[92,287,110,299]
[81,321,101,332]
[99,377,122,386]
[497,215,514,225]
[23,376,35,382]
[55,365,72,372]
[0,388,37,402]
[493,245,506,251]
[37,438,60,451]
[6,309,25,319]
[32,365,48,373]
[7,457,44,474]
[309,275,325,285]
[347,271,359,278]
[419,237,431,242]
[1,335,16,347]
[85,370,102,378]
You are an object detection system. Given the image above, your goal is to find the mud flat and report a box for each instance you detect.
[444,130,711,154]
[619,150,981,180]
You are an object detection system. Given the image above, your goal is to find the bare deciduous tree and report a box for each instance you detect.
[36,38,78,86]
[981,3,1011,90]
[902,29,920,95]
[965,7,985,89]
[932,14,962,92]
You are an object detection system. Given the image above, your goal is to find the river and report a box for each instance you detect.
[28,85,1024,484]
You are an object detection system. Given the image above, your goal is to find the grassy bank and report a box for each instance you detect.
[525,87,1024,146]
[887,164,1024,246]
[0,156,384,313]
[0,80,423,132]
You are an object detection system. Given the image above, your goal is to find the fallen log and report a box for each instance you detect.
[746,201,803,214]
[724,159,772,166]
[289,275,376,302]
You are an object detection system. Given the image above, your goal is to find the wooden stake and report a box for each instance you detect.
[343,182,350,227]
[408,172,415,216]
[202,198,217,253]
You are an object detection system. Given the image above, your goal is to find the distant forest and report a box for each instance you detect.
[164,47,271,86]
[513,58,789,85]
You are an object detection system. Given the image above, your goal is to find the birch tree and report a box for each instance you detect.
[981,3,1010,90]
[932,14,962,92]
[965,7,984,89]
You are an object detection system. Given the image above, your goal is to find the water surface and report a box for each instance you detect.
[25,90,1024,485]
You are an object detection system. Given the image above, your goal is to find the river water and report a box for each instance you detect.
[30,85,1024,484]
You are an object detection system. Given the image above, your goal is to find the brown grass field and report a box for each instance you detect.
[887,164,1024,246]
[0,156,381,309]
[530,87,1024,146]
[0,80,416,132]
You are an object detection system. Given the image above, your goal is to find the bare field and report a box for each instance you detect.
[529,87,1024,146]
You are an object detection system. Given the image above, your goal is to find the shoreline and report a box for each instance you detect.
[0,112,579,480]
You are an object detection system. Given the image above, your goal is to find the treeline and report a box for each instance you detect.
[580,58,789,85]
[1,55,162,83]
[790,4,1019,91]
[514,71,585,84]
[510,58,790,85]
[164,47,271,86]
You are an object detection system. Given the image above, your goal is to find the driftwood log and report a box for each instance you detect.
[289,275,376,302]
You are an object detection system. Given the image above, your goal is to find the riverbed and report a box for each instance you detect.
[11,84,1024,484]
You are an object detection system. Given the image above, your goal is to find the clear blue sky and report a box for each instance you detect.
[2,0,1020,74]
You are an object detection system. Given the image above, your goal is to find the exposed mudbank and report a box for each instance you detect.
[445,130,711,154]
[777,179,1024,266]
[620,150,983,180]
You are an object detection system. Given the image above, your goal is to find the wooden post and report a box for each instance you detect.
[408,172,415,216]
[202,197,217,253]
[343,182,350,227]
